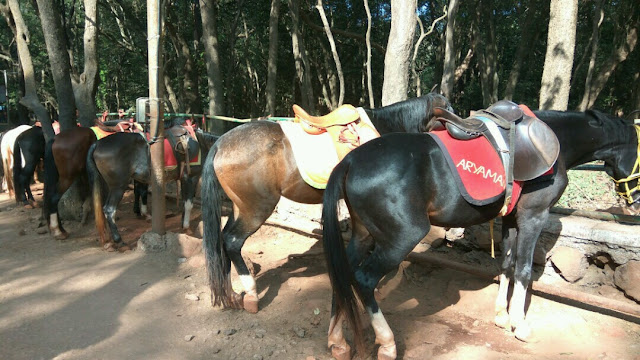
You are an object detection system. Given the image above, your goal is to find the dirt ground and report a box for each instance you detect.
[1,184,639,360]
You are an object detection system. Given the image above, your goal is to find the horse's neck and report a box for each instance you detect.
[366,108,412,134]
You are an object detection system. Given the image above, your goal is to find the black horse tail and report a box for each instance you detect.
[86,142,107,244]
[42,138,58,223]
[12,138,24,203]
[200,143,231,308]
[322,157,366,355]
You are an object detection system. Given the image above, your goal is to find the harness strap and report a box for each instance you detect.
[611,125,640,204]
[478,116,514,215]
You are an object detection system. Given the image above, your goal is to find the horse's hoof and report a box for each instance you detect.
[494,310,510,329]
[54,231,69,240]
[183,227,194,236]
[377,343,397,360]
[330,344,351,360]
[513,323,538,343]
[243,293,259,314]
[103,243,117,252]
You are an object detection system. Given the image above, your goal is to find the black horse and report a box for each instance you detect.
[13,126,45,207]
[321,108,639,360]
[86,129,218,247]
[200,94,453,313]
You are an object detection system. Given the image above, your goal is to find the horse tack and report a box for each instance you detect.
[293,104,380,160]
[166,123,200,177]
[431,100,560,214]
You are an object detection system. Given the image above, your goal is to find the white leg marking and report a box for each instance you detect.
[182,199,193,229]
[370,310,397,359]
[50,213,63,237]
[509,280,527,326]
[239,274,257,297]
[140,204,148,216]
[495,274,510,312]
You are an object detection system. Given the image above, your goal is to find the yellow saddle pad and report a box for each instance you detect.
[280,107,379,189]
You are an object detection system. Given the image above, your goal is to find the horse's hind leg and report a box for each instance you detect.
[495,215,517,329]
[104,186,127,246]
[180,175,198,231]
[224,200,279,313]
[355,224,430,360]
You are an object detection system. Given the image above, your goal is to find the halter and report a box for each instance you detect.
[611,125,640,204]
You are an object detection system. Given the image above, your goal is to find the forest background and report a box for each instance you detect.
[0,0,638,138]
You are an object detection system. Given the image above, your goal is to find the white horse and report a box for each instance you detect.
[1,125,32,196]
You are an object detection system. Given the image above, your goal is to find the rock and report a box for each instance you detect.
[184,335,194,342]
[187,253,205,268]
[445,227,465,241]
[171,233,203,258]
[18,229,26,236]
[253,355,263,360]
[223,328,237,336]
[550,246,588,283]
[614,260,640,302]
[36,228,48,235]
[292,326,305,338]
[137,231,167,252]
[185,293,200,301]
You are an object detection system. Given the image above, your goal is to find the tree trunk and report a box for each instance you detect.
[35,0,77,130]
[504,0,548,100]
[265,0,280,115]
[364,0,374,107]
[539,0,578,110]
[316,0,344,107]
[382,0,417,106]
[289,0,315,113]
[439,0,458,100]
[166,20,201,114]
[2,0,53,140]
[71,0,99,128]
[199,0,226,134]
[581,21,638,110]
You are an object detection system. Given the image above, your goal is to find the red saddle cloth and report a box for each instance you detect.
[429,128,513,208]
[163,138,200,170]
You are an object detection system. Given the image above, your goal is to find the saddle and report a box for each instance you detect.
[292,104,379,160]
[429,100,560,214]
[166,123,200,176]
[94,119,142,133]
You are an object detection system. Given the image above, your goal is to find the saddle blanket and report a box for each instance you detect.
[280,108,379,189]
[163,138,201,170]
[429,128,509,207]
[280,121,339,189]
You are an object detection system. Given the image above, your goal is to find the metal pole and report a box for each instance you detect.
[147,0,165,235]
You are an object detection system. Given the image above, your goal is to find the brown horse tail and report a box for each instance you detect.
[2,147,14,197]
[322,157,366,355]
[86,142,108,245]
[200,143,232,308]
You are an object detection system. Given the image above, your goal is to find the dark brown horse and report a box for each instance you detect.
[200,94,453,314]
[43,120,142,240]
[321,107,639,359]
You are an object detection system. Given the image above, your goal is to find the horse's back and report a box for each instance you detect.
[94,132,149,183]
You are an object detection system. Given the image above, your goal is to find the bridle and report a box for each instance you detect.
[611,125,640,204]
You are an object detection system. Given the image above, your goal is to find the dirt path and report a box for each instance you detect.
[0,186,639,360]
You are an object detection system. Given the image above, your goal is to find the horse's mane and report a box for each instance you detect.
[366,93,453,133]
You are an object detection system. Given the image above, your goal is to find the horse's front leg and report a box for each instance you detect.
[509,209,549,342]
[133,181,149,219]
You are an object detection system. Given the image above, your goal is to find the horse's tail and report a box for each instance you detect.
[200,143,232,307]
[42,138,58,223]
[12,138,24,202]
[322,157,366,355]
[86,142,107,244]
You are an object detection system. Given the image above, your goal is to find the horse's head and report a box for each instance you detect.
[604,124,640,214]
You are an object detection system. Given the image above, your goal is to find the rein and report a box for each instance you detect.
[611,125,640,204]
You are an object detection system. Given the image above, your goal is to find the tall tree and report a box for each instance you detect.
[265,0,280,115]
[35,0,77,130]
[1,0,53,139]
[71,0,99,127]
[539,0,578,110]
[289,0,315,112]
[439,0,458,100]
[382,0,417,106]
[199,0,225,133]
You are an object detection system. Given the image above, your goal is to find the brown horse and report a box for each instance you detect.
[43,120,143,239]
[200,94,453,313]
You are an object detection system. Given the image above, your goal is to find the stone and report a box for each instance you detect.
[137,231,167,252]
[614,260,640,302]
[166,232,203,258]
[550,246,588,283]
[185,293,200,301]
